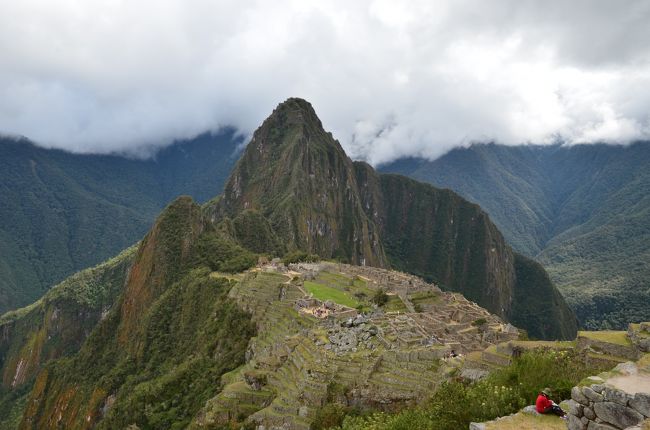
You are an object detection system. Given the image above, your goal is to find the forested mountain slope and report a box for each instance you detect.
[0,131,240,314]
[381,142,650,328]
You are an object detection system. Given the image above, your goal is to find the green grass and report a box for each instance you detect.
[304,281,358,308]
[578,330,631,346]
[409,291,441,307]
[383,295,408,313]
[484,411,566,429]
[509,340,575,350]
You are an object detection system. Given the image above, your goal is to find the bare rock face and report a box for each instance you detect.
[584,386,605,402]
[573,386,590,405]
[567,413,586,430]
[629,393,650,417]
[593,401,644,428]
[212,97,577,340]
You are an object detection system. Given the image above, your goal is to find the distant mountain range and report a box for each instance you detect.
[380,142,650,329]
[0,132,241,314]
[0,98,575,429]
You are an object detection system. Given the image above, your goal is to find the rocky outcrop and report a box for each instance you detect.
[209,98,576,339]
[0,246,135,390]
[567,362,650,430]
[194,263,519,429]
[628,323,650,353]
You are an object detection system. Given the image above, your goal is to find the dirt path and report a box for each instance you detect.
[606,373,650,394]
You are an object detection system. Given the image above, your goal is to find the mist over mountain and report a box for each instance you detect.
[0,98,582,429]
[381,142,650,329]
[0,132,241,314]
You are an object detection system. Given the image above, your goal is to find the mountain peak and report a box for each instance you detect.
[271,97,320,122]
[212,98,387,266]
[251,97,328,151]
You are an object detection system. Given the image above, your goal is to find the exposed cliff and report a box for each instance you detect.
[2,97,580,429]
[0,246,135,429]
[211,98,387,267]
[207,98,576,339]
[18,197,255,429]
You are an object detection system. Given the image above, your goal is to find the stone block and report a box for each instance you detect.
[567,399,584,417]
[522,405,540,415]
[584,406,596,420]
[629,393,650,417]
[583,387,604,402]
[614,362,639,375]
[591,384,605,393]
[573,386,590,405]
[587,422,618,430]
[469,423,486,430]
[568,414,586,430]
[604,386,631,405]
[594,401,644,429]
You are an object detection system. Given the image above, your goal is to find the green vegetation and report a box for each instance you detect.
[0,244,136,429]
[510,255,578,340]
[381,142,650,330]
[382,295,408,313]
[483,411,567,429]
[371,289,389,307]
[283,250,320,265]
[378,173,576,339]
[472,318,488,327]
[304,281,359,308]
[409,291,441,308]
[0,132,240,314]
[192,232,257,273]
[578,330,631,346]
[333,349,609,430]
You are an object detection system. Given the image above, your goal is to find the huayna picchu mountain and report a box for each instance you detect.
[209,98,576,340]
[1,98,576,429]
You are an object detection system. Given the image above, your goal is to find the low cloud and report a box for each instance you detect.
[1,0,649,164]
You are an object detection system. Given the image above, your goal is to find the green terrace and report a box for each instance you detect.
[303,281,359,308]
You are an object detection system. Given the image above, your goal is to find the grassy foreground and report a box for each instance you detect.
[318,349,608,430]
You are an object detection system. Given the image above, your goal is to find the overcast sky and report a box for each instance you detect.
[1,0,650,164]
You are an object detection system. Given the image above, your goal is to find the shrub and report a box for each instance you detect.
[192,233,257,273]
[282,250,320,265]
[336,349,609,430]
[472,318,487,327]
[372,289,389,306]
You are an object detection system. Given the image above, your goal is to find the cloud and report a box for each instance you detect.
[1,0,650,164]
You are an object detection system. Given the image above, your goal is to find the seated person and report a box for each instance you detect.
[536,388,566,417]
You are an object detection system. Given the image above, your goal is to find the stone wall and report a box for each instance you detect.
[567,382,649,430]
[628,323,650,353]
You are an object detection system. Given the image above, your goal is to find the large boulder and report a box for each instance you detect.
[604,387,632,406]
[583,386,604,402]
[629,393,650,418]
[568,414,586,430]
[594,401,644,428]
[572,386,590,405]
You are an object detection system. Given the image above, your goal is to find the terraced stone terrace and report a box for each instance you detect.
[192,262,520,430]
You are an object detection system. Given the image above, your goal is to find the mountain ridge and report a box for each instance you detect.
[0,97,579,429]
[204,98,576,339]
[0,131,241,314]
[380,141,650,328]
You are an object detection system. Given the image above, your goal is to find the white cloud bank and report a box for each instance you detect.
[1,0,650,164]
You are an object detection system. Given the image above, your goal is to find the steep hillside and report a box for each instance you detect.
[0,131,240,314]
[1,98,580,429]
[208,98,575,340]
[0,246,136,429]
[213,99,386,267]
[18,197,256,430]
[380,143,650,329]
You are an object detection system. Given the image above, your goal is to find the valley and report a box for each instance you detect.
[0,98,646,430]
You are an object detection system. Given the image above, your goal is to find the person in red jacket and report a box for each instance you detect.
[536,388,566,417]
